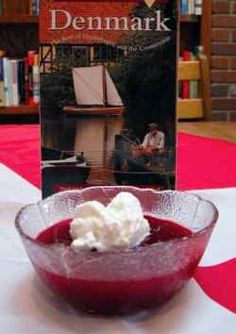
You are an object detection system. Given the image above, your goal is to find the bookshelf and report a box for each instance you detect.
[179,1,212,119]
[180,1,212,61]
[0,0,39,118]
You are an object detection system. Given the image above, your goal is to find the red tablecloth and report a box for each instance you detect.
[0,124,236,190]
[1,125,236,318]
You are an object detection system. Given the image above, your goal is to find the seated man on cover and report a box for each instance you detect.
[140,123,165,166]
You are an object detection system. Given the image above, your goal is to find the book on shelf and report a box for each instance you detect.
[10,59,20,106]
[194,0,202,16]
[188,0,195,15]
[181,0,188,15]
[18,59,26,104]
[181,51,191,99]
[28,51,35,105]
[30,0,39,15]
[33,54,40,104]
[3,57,10,106]
[0,58,4,107]
[190,53,198,99]
[0,0,3,16]
[179,47,203,100]
[181,0,202,15]
[0,50,39,109]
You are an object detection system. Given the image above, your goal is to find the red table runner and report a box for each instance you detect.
[0,124,236,190]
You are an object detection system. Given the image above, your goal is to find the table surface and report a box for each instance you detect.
[178,121,236,143]
[0,163,236,334]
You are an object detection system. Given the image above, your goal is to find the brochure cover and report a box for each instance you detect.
[40,0,178,198]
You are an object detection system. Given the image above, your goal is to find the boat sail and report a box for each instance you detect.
[64,65,125,115]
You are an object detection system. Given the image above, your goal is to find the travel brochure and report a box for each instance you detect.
[40,0,178,198]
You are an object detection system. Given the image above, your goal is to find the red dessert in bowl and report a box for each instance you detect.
[15,187,218,315]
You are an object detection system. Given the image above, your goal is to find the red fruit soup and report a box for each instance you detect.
[34,215,198,315]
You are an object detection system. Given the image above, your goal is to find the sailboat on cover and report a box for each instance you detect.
[64,65,125,116]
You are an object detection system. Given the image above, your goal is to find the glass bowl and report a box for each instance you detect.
[15,187,218,315]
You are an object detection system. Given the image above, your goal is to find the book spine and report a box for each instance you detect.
[24,57,30,104]
[17,60,26,104]
[0,57,5,107]
[33,54,40,104]
[0,0,3,15]
[188,0,195,15]
[27,51,36,105]
[181,0,188,15]
[195,0,202,15]
[190,53,198,99]
[195,45,204,57]
[11,60,19,106]
[31,0,39,15]
[182,51,191,99]
[8,60,14,106]
[3,58,10,106]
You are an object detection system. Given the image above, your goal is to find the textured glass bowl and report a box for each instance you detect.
[15,187,218,315]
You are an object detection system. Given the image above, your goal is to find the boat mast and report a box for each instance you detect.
[102,65,108,107]
[102,65,108,166]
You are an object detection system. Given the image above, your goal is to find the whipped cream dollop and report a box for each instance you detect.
[70,192,150,252]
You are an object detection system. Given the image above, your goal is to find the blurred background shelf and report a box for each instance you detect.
[0,0,38,59]
[0,105,38,115]
[180,15,200,23]
[0,15,38,24]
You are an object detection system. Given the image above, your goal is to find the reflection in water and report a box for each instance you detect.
[42,116,123,185]
[42,116,175,188]
[74,117,123,167]
[42,116,123,159]
[42,118,77,152]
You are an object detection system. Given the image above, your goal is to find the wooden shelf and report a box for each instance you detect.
[180,15,200,23]
[0,105,39,115]
[0,15,38,24]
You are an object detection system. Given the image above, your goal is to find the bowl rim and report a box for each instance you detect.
[15,186,219,254]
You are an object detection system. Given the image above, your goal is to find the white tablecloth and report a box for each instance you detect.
[0,163,235,334]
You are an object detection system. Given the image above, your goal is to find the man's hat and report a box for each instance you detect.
[148,123,158,129]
